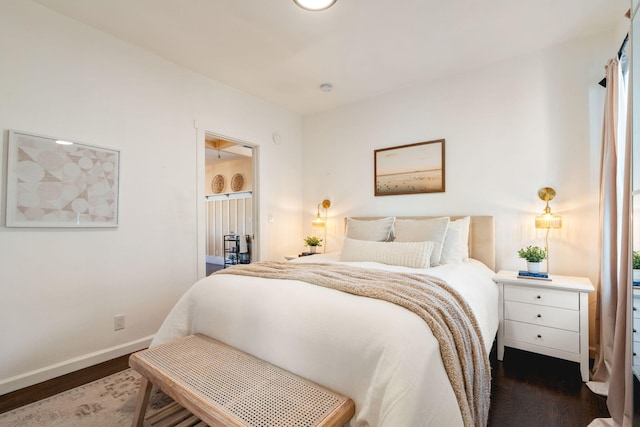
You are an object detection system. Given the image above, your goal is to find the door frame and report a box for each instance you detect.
[195,127,259,279]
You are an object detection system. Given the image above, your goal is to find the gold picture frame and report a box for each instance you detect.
[374,139,445,196]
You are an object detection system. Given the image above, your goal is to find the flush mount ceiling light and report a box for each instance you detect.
[293,0,337,11]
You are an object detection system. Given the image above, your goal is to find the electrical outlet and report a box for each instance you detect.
[114,315,125,331]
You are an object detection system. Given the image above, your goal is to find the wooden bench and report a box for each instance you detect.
[129,334,355,427]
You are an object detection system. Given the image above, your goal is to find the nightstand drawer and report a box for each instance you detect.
[634,317,640,342]
[504,285,578,310]
[634,296,640,319]
[504,301,579,331]
[504,320,580,353]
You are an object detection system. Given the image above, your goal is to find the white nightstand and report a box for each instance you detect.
[493,270,594,382]
[633,288,640,379]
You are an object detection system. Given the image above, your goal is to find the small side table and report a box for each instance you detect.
[493,270,594,382]
[633,288,640,379]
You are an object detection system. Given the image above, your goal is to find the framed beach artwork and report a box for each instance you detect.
[374,139,445,196]
[5,130,120,227]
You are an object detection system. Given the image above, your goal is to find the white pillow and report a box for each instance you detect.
[340,238,434,269]
[393,217,450,266]
[346,217,395,241]
[440,216,471,264]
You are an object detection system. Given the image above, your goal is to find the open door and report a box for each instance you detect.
[196,130,258,278]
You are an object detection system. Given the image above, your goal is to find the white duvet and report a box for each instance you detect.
[152,254,499,427]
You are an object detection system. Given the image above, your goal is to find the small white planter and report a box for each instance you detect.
[527,261,541,273]
[309,246,317,254]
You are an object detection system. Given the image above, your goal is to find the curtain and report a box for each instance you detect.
[587,54,632,427]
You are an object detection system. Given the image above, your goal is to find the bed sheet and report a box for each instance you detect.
[151,255,499,426]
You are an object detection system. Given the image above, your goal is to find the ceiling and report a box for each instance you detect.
[34,0,628,116]
[205,136,252,164]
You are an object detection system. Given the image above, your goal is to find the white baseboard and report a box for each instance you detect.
[0,335,154,395]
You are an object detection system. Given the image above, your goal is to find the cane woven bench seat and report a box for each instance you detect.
[129,334,355,427]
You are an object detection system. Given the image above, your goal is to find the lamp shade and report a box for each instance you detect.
[535,212,562,229]
[312,215,326,227]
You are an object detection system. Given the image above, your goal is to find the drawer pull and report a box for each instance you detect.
[536,314,542,318]
[536,295,541,299]
[537,334,542,338]
[634,307,637,311]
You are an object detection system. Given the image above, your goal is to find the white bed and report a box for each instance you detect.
[152,216,499,427]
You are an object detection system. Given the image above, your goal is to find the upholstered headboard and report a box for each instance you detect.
[345,216,495,271]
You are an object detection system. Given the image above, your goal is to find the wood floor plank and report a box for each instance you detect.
[0,344,619,425]
[0,353,131,414]
[488,347,609,426]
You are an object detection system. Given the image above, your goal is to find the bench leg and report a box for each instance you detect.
[132,377,153,427]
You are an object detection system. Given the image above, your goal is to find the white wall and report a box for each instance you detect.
[301,31,620,349]
[0,0,624,394]
[0,1,303,393]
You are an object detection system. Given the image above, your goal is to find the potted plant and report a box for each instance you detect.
[304,236,323,254]
[517,245,547,273]
[633,251,640,282]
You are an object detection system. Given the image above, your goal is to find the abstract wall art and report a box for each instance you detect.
[6,130,120,227]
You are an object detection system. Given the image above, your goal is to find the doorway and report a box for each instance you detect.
[202,133,258,275]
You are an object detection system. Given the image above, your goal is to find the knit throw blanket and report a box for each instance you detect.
[217,262,490,427]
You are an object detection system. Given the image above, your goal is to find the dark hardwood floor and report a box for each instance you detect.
[0,353,131,415]
[206,262,224,275]
[488,347,609,426]
[1,343,614,425]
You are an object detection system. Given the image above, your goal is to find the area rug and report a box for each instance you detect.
[0,369,174,426]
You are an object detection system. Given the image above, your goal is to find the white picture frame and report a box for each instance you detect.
[6,130,120,228]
